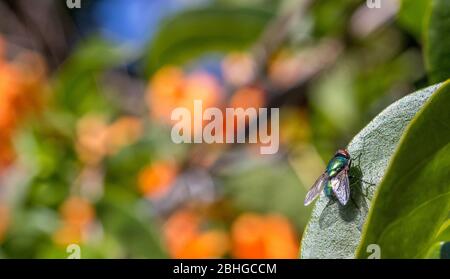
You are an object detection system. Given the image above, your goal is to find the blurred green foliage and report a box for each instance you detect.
[144,6,274,75]
[425,0,450,83]
[0,0,449,259]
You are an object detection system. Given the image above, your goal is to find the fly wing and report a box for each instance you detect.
[331,168,350,206]
[304,173,328,206]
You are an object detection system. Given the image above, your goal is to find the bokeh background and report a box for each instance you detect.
[0,0,428,258]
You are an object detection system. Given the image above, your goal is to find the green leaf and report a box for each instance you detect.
[300,83,442,258]
[423,241,443,258]
[311,0,359,37]
[435,219,450,242]
[397,0,431,39]
[52,37,131,115]
[356,80,450,258]
[144,6,273,75]
[425,0,450,83]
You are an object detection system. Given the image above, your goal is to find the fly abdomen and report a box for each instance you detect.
[324,181,333,197]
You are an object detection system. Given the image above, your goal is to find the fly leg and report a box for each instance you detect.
[350,139,376,199]
[349,176,374,199]
[349,176,375,186]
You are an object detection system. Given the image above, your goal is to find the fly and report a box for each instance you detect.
[304,149,351,206]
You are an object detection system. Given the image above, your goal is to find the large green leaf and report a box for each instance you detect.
[425,0,450,83]
[144,6,273,75]
[300,83,442,258]
[356,80,450,258]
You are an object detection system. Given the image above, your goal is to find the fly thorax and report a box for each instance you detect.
[326,156,349,177]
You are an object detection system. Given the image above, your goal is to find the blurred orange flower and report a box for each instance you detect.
[60,196,95,227]
[164,209,200,255]
[147,66,223,132]
[105,116,143,155]
[177,230,229,259]
[147,66,185,122]
[76,115,142,165]
[268,50,301,90]
[221,52,256,87]
[229,86,266,111]
[54,196,95,245]
[137,161,177,199]
[53,222,83,246]
[0,62,21,133]
[181,72,222,110]
[163,209,229,259]
[222,86,266,142]
[231,213,299,259]
[76,115,109,165]
[0,38,47,170]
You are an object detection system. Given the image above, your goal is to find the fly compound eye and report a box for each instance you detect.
[343,149,350,159]
[335,149,350,159]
